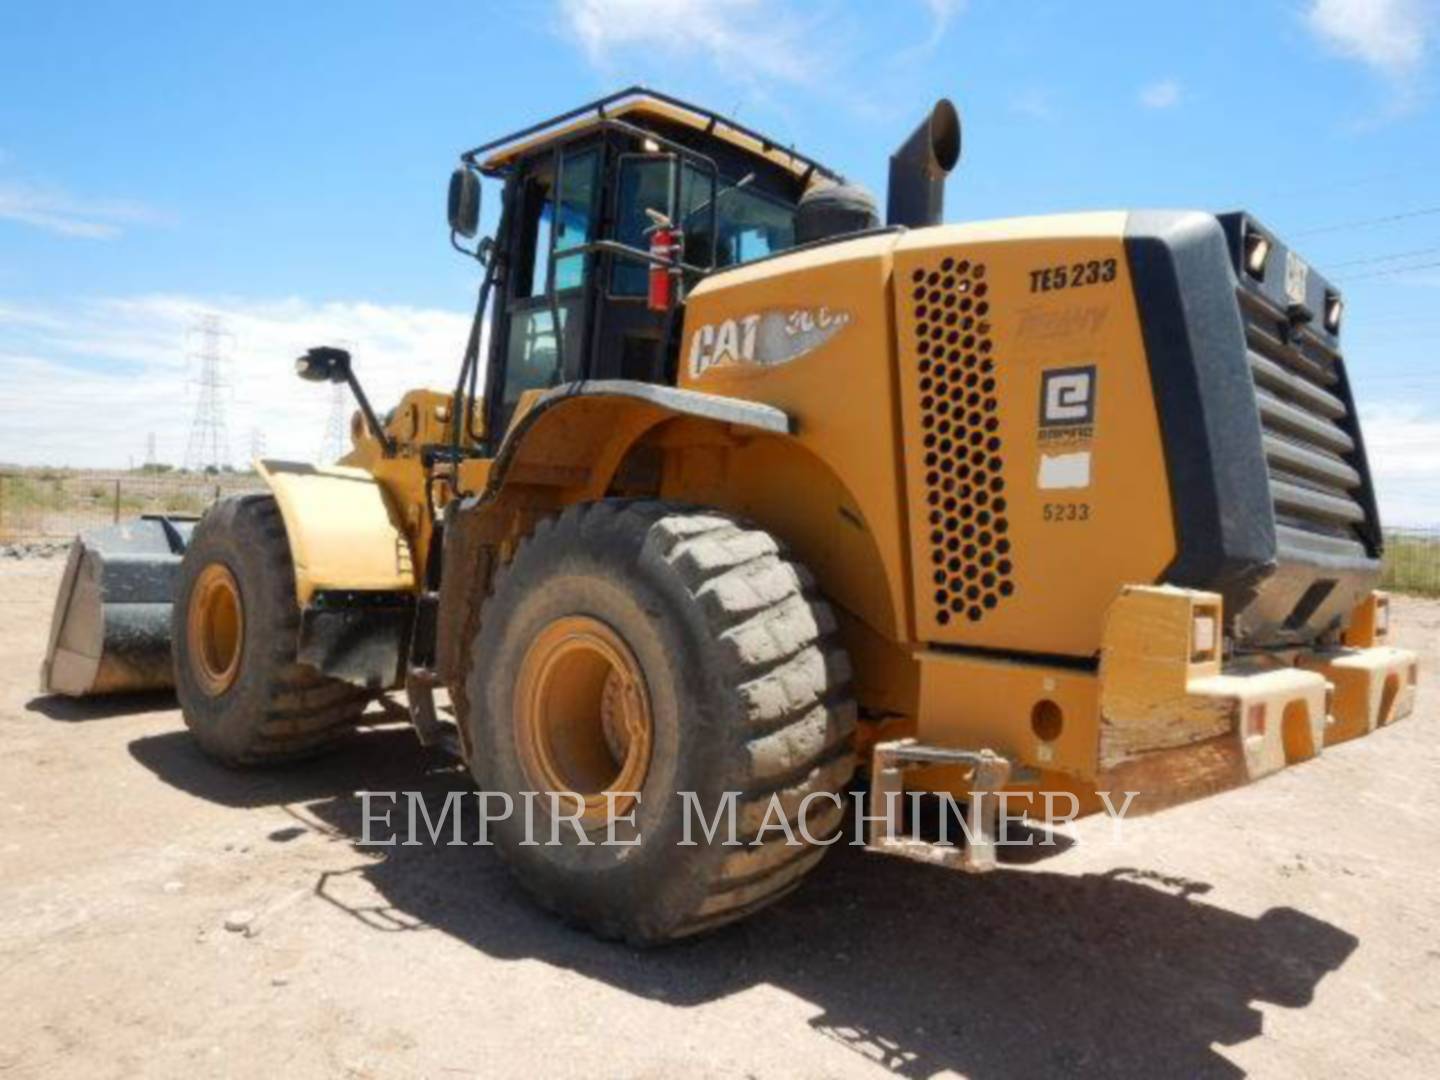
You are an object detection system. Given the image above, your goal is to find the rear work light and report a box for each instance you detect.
[1324,291,1344,334]
[1244,227,1272,280]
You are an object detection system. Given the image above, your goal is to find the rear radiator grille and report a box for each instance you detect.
[1237,288,1370,557]
[907,257,1014,625]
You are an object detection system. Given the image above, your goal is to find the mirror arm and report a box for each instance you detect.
[450,229,493,263]
[466,255,498,445]
[343,367,395,457]
[447,249,500,490]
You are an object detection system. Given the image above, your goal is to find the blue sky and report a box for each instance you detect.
[2,0,1439,520]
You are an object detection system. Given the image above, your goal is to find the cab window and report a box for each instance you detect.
[501,147,600,423]
[520,148,600,297]
[610,159,795,295]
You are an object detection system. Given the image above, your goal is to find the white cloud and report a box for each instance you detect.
[921,0,967,46]
[1304,0,1432,78]
[5,293,1433,529]
[556,0,967,107]
[1358,401,1440,525]
[1010,87,1055,120]
[0,295,473,468]
[558,0,821,86]
[0,181,166,239]
[1138,78,1182,110]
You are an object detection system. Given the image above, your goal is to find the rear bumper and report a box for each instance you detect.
[1098,641,1416,813]
[902,585,1419,821]
[867,586,1416,869]
[1096,586,1416,813]
[1299,645,1417,745]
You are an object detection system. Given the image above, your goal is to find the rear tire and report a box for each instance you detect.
[465,500,857,945]
[173,494,369,766]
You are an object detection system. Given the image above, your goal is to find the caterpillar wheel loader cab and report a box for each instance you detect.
[163,87,1416,944]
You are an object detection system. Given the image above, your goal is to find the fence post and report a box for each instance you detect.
[214,483,221,505]
[113,479,121,524]
[0,475,5,535]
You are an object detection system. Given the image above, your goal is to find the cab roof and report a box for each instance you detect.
[463,86,843,186]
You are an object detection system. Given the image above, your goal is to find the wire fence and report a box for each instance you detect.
[1381,527,1440,597]
[3,469,1440,596]
[0,470,261,542]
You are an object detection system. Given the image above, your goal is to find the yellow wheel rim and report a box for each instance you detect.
[188,563,244,696]
[515,615,653,829]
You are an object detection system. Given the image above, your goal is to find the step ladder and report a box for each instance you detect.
[867,739,1013,873]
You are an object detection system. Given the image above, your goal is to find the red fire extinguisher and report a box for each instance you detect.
[647,225,683,312]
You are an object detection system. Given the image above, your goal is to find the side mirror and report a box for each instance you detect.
[294,346,351,383]
[448,167,481,238]
[294,346,396,456]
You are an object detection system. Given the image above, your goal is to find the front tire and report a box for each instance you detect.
[173,494,369,766]
[466,500,857,945]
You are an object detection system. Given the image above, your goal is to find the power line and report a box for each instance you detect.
[1341,259,1440,282]
[1295,206,1440,238]
[1329,244,1440,269]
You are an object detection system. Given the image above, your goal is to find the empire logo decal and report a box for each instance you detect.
[1039,365,1097,430]
[1037,364,1097,493]
[688,307,852,379]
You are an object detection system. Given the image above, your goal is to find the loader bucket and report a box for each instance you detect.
[40,516,197,697]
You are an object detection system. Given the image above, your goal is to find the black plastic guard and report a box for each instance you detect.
[298,589,413,690]
[1125,211,1277,617]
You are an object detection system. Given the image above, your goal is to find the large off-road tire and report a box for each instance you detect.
[466,500,857,945]
[173,494,369,766]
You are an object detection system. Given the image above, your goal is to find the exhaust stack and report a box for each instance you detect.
[886,99,961,229]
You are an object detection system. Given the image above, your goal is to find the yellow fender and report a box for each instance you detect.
[256,460,417,606]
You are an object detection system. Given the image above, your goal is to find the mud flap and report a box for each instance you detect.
[40,516,196,696]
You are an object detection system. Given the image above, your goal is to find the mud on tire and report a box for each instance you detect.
[466,499,857,945]
[173,494,369,766]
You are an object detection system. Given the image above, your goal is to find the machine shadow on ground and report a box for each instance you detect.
[129,723,1359,1080]
[27,690,177,722]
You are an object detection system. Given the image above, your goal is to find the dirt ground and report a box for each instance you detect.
[2,557,1437,1079]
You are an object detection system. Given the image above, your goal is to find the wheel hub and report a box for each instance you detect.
[188,562,244,696]
[515,615,653,829]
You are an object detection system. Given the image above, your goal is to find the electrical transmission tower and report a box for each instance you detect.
[145,432,157,467]
[318,384,349,463]
[317,337,356,464]
[183,314,234,472]
[248,426,268,465]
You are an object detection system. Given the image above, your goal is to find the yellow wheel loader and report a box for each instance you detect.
[47,88,1418,943]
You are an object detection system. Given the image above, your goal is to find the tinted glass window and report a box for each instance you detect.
[501,147,600,428]
[521,148,600,297]
[611,160,795,296]
[611,158,675,296]
[553,149,599,291]
[719,189,794,264]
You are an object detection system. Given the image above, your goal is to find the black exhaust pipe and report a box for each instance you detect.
[886,99,961,229]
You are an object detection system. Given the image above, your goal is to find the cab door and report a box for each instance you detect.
[590,153,699,384]
[491,144,601,438]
